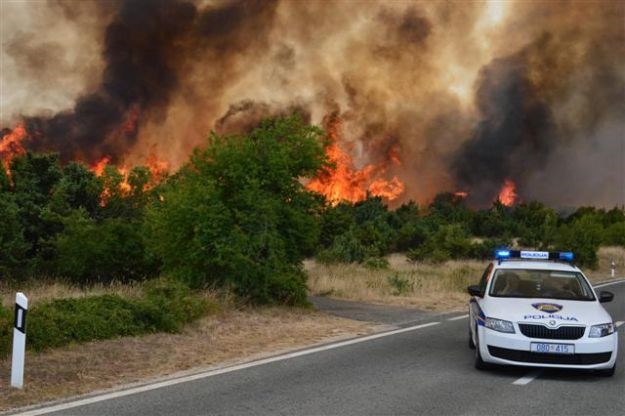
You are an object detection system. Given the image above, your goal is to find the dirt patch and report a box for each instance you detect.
[0,307,372,412]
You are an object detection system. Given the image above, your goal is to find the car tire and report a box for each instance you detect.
[474,326,491,370]
[468,327,476,349]
[597,364,616,377]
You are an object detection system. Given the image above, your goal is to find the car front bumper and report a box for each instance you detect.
[478,326,618,369]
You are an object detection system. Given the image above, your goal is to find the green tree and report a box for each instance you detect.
[407,224,472,263]
[0,166,10,191]
[318,202,356,248]
[9,153,63,264]
[603,222,625,247]
[428,192,473,224]
[556,215,603,268]
[49,162,103,217]
[0,193,28,277]
[513,202,558,248]
[145,115,325,304]
[54,210,158,283]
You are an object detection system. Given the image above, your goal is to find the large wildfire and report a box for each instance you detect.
[1,0,623,207]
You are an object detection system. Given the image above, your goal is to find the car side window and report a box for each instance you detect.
[478,263,494,293]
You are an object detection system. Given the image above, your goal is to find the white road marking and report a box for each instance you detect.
[615,321,624,328]
[512,369,542,385]
[16,321,441,416]
[447,314,469,321]
[593,278,625,288]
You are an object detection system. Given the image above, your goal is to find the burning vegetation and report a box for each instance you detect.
[0,124,27,171]
[1,0,623,208]
[497,179,518,207]
[306,114,405,204]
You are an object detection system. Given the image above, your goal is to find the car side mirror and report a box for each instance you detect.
[599,291,614,303]
[467,285,483,297]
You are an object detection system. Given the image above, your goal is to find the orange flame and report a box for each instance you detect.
[117,166,132,194]
[306,116,405,205]
[145,153,170,182]
[91,156,111,177]
[497,179,518,206]
[90,157,131,204]
[369,177,405,200]
[90,154,168,203]
[0,123,27,170]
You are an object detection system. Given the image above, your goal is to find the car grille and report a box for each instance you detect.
[518,324,585,340]
[488,346,612,365]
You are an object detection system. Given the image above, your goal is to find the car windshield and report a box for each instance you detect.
[489,269,595,301]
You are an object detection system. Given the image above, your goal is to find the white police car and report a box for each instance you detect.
[468,250,618,376]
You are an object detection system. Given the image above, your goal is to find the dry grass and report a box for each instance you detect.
[585,246,625,283]
[306,254,485,312]
[0,280,143,307]
[306,247,625,310]
[0,306,372,412]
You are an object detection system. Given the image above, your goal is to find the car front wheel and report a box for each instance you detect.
[474,326,491,370]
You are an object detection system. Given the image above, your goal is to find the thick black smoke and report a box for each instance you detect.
[22,0,277,164]
[452,44,556,206]
[452,30,625,207]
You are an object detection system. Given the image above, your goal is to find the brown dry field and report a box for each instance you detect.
[0,306,372,412]
[306,247,625,311]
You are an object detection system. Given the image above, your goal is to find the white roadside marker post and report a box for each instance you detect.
[611,260,615,278]
[11,292,28,389]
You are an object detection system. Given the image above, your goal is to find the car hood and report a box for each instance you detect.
[482,297,612,326]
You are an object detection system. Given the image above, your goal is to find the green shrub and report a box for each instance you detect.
[395,221,428,252]
[28,295,144,351]
[429,248,452,263]
[469,238,512,260]
[26,279,210,352]
[138,278,213,332]
[364,257,389,269]
[387,273,412,295]
[316,228,368,264]
[406,224,470,263]
[556,215,603,269]
[603,222,625,246]
[0,302,12,358]
[54,212,159,284]
[0,194,28,278]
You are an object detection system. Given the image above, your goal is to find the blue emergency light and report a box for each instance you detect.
[494,249,511,260]
[494,249,574,263]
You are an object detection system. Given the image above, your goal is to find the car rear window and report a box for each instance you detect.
[489,269,595,301]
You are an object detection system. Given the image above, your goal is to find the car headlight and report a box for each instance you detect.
[589,323,615,338]
[485,317,515,333]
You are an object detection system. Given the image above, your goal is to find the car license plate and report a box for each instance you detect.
[530,343,574,354]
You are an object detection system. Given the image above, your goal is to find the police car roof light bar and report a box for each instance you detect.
[494,249,574,264]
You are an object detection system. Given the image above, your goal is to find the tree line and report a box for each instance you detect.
[1,115,623,304]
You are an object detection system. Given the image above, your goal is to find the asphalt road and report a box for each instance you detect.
[23,280,625,416]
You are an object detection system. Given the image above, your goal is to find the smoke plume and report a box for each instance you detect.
[1,0,623,207]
